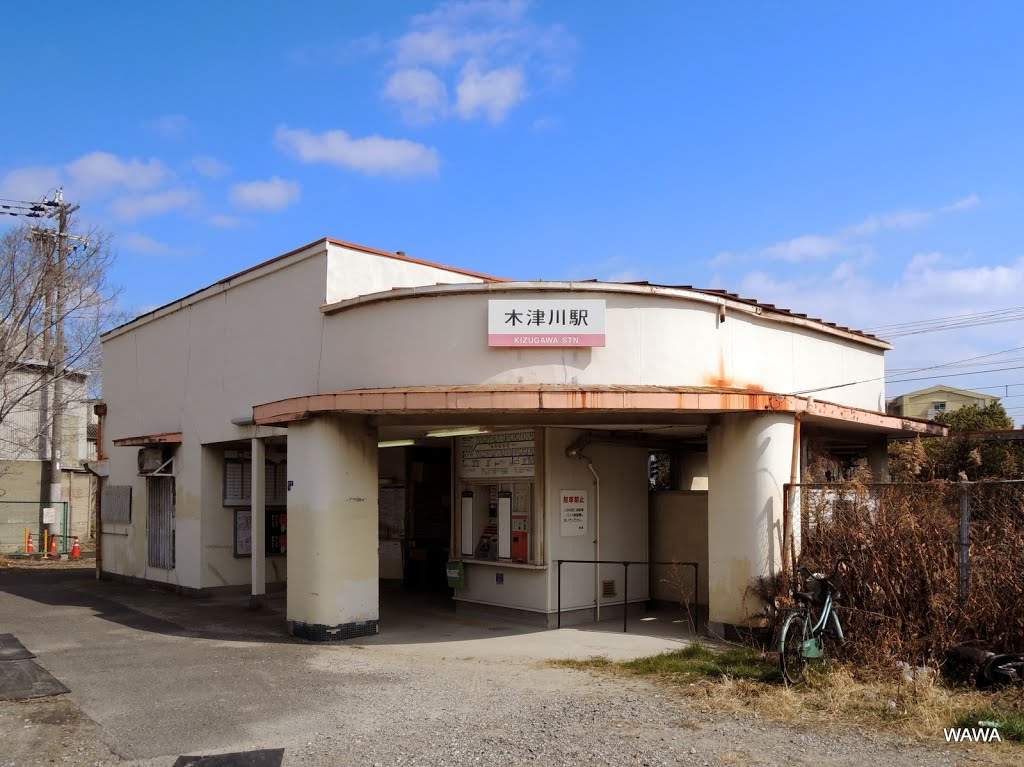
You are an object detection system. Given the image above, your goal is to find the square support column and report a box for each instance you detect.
[707,412,795,632]
[286,416,379,641]
[250,436,266,609]
[867,436,890,482]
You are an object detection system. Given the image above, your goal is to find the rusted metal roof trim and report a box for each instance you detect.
[319,282,892,350]
[252,385,942,435]
[112,432,183,447]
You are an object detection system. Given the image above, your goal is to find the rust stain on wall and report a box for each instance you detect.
[703,349,765,393]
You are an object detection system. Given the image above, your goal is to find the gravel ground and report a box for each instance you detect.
[275,652,1012,767]
[2,643,1014,767]
[0,563,1016,766]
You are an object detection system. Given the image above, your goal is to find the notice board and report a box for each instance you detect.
[234,507,287,557]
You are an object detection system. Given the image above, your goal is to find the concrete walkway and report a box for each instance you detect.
[0,564,698,661]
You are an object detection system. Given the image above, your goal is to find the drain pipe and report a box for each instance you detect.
[784,411,804,584]
[94,402,107,580]
[566,441,601,621]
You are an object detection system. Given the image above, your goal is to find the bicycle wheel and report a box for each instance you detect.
[780,612,808,685]
[984,655,1024,686]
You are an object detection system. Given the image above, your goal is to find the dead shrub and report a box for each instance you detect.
[793,479,1024,668]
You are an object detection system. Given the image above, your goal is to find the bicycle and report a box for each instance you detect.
[778,560,848,685]
[947,644,1024,688]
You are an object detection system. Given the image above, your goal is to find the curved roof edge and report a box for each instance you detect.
[320,281,893,351]
[251,384,942,436]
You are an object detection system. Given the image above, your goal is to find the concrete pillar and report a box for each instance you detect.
[250,437,266,609]
[286,416,379,641]
[867,437,890,482]
[707,412,795,630]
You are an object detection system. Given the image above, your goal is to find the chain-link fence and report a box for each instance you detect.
[788,480,1024,665]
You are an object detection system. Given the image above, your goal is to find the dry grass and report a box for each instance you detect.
[552,645,1024,749]
[0,555,92,570]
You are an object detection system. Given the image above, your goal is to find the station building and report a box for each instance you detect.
[95,237,942,640]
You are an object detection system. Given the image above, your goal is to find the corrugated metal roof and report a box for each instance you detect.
[613,280,882,343]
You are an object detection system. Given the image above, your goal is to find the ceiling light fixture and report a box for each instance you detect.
[425,427,490,438]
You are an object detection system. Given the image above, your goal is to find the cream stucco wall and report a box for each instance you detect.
[100,246,330,587]
[707,412,794,626]
[325,245,485,304]
[318,290,886,411]
[451,428,649,617]
[286,417,379,632]
[542,429,650,616]
[100,242,487,589]
[99,240,889,630]
[649,491,708,606]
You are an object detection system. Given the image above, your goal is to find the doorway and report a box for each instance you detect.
[403,447,452,591]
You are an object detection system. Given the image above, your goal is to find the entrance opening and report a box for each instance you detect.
[378,446,452,592]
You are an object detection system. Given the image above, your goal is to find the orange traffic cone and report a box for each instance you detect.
[26,533,35,554]
[70,537,81,560]
[48,534,58,556]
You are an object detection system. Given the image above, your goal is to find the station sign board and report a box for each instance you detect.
[487,299,606,347]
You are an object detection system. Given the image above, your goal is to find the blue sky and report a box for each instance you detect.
[3,1,1024,413]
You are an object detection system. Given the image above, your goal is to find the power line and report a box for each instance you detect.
[0,197,56,219]
[887,364,1024,386]
[864,305,1024,338]
[792,345,1024,396]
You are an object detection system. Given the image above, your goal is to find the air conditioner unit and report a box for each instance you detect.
[138,447,164,474]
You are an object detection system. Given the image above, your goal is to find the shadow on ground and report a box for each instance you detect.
[0,564,700,657]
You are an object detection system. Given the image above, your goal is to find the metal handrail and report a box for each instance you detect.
[555,559,699,632]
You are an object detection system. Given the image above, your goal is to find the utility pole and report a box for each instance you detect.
[45,189,80,547]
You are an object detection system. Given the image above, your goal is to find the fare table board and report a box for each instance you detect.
[234,507,287,557]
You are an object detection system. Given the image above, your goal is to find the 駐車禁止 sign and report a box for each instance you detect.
[487,299,606,347]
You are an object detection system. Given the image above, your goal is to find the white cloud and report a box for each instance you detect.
[382,0,574,123]
[275,126,440,178]
[229,177,301,211]
[455,62,526,122]
[761,196,982,262]
[0,165,62,201]
[148,114,193,139]
[943,194,981,213]
[109,188,196,221]
[192,155,231,179]
[209,213,243,229]
[903,255,1024,302]
[530,115,563,133]
[396,0,526,68]
[735,253,1024,390]
[708,251,734,269]
[119,232,181,255]
[844,208,934,237]
[384,68,449,123]
[761,234,848,262]
[66,151,171,196]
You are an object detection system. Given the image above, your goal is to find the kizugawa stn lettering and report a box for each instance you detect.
[94,237,945,642]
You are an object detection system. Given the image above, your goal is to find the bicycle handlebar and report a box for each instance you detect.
[798,558,850,581]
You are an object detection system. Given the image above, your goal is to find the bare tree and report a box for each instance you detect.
[0,219,122,476]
